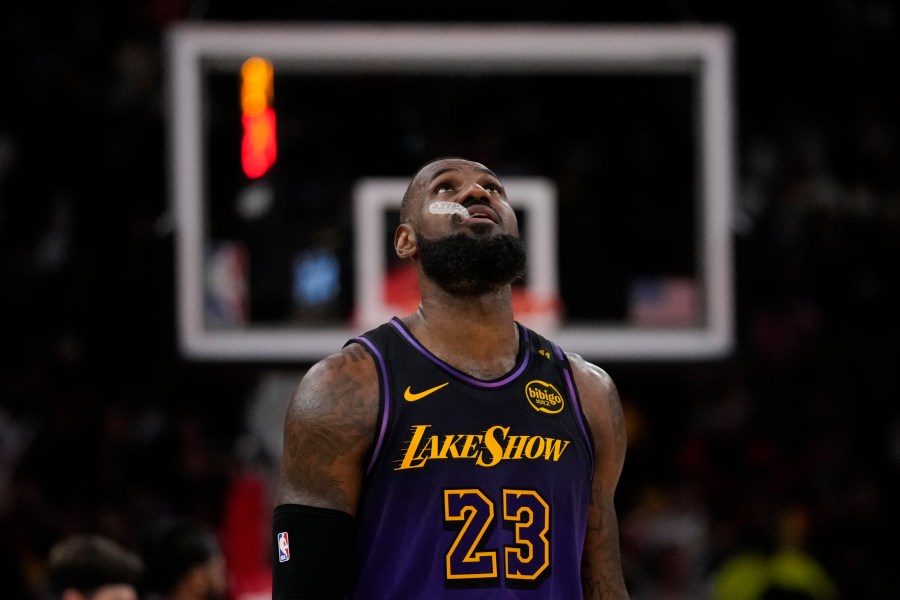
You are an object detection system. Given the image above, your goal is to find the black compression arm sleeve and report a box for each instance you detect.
[272,504,356,600]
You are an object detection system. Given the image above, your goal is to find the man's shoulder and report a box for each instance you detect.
[306,342,377,384]
[562,351,616,395]
[288,342,380,420]
[352,318,402,346]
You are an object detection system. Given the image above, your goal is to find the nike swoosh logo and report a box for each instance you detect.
[404,382,449,402]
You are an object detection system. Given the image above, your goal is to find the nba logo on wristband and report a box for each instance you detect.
[277,531,290,562]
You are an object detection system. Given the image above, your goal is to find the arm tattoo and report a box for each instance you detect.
[279,347,377,513]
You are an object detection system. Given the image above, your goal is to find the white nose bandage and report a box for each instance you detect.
[428,201,470,219]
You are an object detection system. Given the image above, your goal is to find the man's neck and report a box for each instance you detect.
[401,284,520,379]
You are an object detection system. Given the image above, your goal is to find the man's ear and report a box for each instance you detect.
[394,224,417,259]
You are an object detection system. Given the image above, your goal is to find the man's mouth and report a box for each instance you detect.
[462,201,499,223]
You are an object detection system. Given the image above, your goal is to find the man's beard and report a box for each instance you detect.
[417,232,527,296]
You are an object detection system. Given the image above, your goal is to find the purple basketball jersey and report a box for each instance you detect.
[346,318,595,598]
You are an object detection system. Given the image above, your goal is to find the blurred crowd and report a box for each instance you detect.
[1,2,898,599]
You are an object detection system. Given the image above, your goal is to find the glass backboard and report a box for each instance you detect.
[166,23,735,361]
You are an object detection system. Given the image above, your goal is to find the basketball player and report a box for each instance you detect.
[273,157,630,599]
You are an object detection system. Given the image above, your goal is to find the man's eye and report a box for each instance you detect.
[436,183,453,192]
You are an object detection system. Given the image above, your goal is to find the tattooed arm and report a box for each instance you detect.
[274,342,379,514]
[568,353,631,600]
[271,344,378,598]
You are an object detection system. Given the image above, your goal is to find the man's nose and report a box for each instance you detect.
[462,182,491,202]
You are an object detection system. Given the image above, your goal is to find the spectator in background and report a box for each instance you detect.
[44,534,144,600]
[710,503,837,600]
[141,516,228,600]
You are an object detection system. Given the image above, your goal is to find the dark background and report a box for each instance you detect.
[1,2,898,599]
